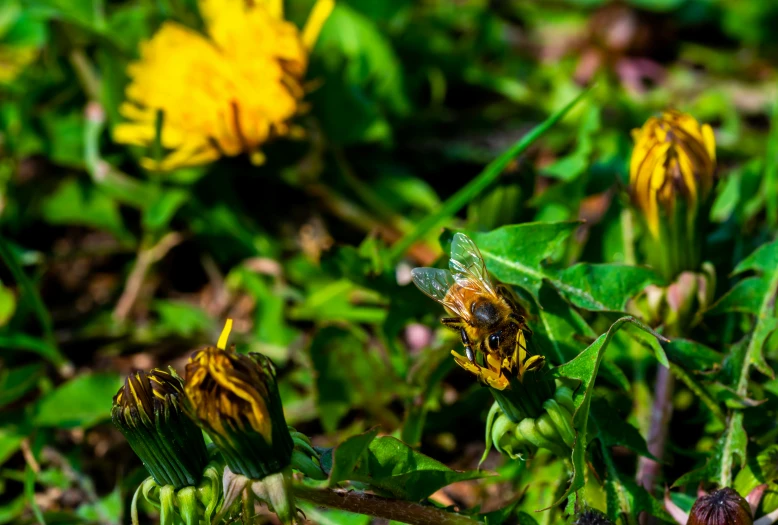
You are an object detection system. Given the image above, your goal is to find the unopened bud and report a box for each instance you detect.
[574,509,612,525]
[688,488,753,525]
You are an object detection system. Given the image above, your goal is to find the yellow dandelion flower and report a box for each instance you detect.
[113,0,334,171]
[629,109,716,238]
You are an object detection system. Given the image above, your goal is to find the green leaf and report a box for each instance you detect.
[672,429,742,488]
[481,499,522,525]
[550,317,664,507]
[75,487,122,523]
[665,339,723,372]
[311,3,408,144]
[466,221,579,299]
[465,223,662,311]
[309,327,400,433]
[335,435,488,500]
[599,439,673,522]
[387,89,591,264]
[316,4,408,115]
[142,188,189,231]
[711,240,778,488]
[34,373,122,428]
[668,362,726,424]
[542,104,600,182]
[289,279,387,324]
[0,238,64,365]
[0,333,62,364]
[532,284,630,391]
[41,112,86,167]
[710,238,778,316]
[226,267,297,349]
[41,178,132,243]
[734,445,778,500]
[21,0,106,32]
[0,495,26,525]
[0,363,43,408]
[328,427,380,486]
[590,398,654,460]
[555,263,661,312]
[152,300,214,339]
[0,426,24,465]
[0,281,15,326]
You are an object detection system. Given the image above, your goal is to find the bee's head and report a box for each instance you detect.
[486,317,524,354]
[486,330,503,353]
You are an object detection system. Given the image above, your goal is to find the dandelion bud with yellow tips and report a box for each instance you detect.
[113,0,334,171]
[112,368,220,525]
[185,320,298,523]
[629,110,717,279]
[112,367,208,489]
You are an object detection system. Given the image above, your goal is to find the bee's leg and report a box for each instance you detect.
[441,317,464,332]
[441,317,476,363]
[459,328,476,363]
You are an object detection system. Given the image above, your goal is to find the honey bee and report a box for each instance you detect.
[411,233,545,381]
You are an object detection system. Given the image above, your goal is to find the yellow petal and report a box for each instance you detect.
[302,0,335,49]
[217,319,233,350]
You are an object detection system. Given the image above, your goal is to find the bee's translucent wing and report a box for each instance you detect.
[411,266,473,320]
[410,267,455,303]
[449,233,497,296]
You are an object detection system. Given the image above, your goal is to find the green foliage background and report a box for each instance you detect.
[1,0,778,523]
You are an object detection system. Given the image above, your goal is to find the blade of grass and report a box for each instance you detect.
[25,465,46,525]
[0,237,66,367]
[387,88,592,265]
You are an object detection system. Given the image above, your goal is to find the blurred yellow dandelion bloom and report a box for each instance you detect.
[113,0,334,171]
[629,110,716,238]
[0,46,37,84]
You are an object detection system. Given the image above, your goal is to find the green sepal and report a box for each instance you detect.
[130,460,224,525]
[486,386,576,461]
[220,466,298,525]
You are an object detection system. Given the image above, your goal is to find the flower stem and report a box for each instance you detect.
[637,365,675,497]
[294,485,479,525]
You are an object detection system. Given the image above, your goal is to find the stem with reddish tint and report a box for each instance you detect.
[294,485,479,525]
[637,363,676,525]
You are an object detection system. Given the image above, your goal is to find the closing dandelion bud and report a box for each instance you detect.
[112,368,219,525]
[185,332,293,479]
[629,110,717,279]
[574,508,613,525]
[185,320,298,524]
[688,488,753,525]
[112,367,208,489]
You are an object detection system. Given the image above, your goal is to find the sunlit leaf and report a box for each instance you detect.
[34,373,122,428]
